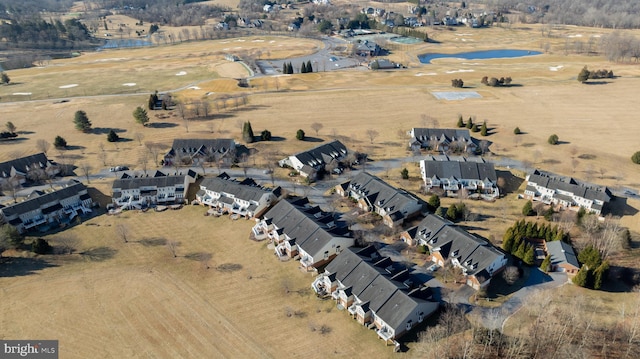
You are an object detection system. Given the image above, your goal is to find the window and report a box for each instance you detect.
[324,251,329,259]
[336,245,341,253]
[406,320,412,331]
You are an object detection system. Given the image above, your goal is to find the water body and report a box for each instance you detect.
[97,39,153,51]
[418,49,541,64]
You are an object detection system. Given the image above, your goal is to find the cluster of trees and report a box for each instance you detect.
[434,202,467,222]
[1,121,17,140]
[456,115,488,136]
[451,79,464,88]
[632,151,640,164]
[0,15,93,50]
[573,245,609,289]
[0,224,23,257]
[121,0,228,27]
[1,72,9,84]
[522,200,555,220]
[502,219,567,265]
[281,62,294,74]
[577,66,614,83]
[600,32,640,62]
[300,60,314,73]
[481,76,513,87]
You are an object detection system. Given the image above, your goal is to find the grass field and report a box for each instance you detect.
[0,207,403,358]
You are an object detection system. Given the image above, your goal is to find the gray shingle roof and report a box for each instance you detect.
[0,153,53,178]
[546,241,580,269]
[167,139,236,157]
[200,173,279,204]
[341,172,424,216]
[112,171,194,191]
[421,155,497,182]
[289,140,348,168]
[0,181,87,218]
[528,169,611,203]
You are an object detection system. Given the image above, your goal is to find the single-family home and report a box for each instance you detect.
[0,153,60,188]
[111,170,198,209]
[335,172,425,228]
[354,40,383,57]
[196,172,281,219]
[401,214,507,289]
[252,197,353,270]
[163,138,236,166]
[408,128,478,153]
[545,240,580,276]
[523,169,611,215]
[278,140,348,180]
[419,155,499,199]
[369,59,399,70]
[312,246,439,343]
[0,180,93,234]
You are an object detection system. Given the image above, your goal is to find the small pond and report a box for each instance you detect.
[97,39,153,51]
[418,49,541,64]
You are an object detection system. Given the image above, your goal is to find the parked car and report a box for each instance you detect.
[110,166,129,172]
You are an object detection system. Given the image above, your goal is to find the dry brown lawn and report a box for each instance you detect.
[0,207,404,358]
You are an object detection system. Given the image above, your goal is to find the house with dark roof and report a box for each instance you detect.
[196,173,281,219]
[252,197,353,270]
[335,172,425,228]
[401,214,507,289]
[408,128,478,154]
[278,140,348,180]
[354,40,383,57]
[419,155,499,199]
[524,169,611,215]
[545,241,580,276]
[0,180,92,234]
[111,170,198,209]
[312,246,439,343]
[163,139,236,166]
[0,153,60,188]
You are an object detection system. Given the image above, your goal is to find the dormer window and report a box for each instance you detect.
[452,250,459,257]
[406,320,412,331]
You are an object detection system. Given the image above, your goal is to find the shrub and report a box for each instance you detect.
[107,130,119,142]
[548,134,559,145]
[54,135,67,148]
[260,129,272,141]
[522,200,534,216]
[296,129,305,140]
[513,127,521,135]
[427,194,440,211]
[32,238,52,254]
[632,151,640,164]
[400,168,409,180]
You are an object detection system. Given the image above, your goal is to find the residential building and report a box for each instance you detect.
[401,214,507,289]
[111,170,198,209]
[278,140,348,180]
[0,180,93,234]
[335,172,425,228]
[420,155,499,199]
[196,173,281,219]
[0,153,60,188]
[163,138,236,166]
[545,241,580,276]
[312,246,439,343]
[524,169,611,215]
[354,40,383,57]
[252,197,353,270]
[408,128,477,153]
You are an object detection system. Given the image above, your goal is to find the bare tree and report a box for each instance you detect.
[365,129,379,144]
[55,234,79,254]
[115,223,130,243]
[502,266,520,285]
[36,139,50,155]
[79,163,92,183]
[134,132,145,146]
[310,122,323,136]
[167,240,179,258]
[138,151,149,175]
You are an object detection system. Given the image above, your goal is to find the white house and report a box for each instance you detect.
[420,155,499,199]
[111,170,197,209]
[278,140,348,180]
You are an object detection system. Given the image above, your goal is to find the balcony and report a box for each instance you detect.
[300,256,314,269]
[377,326,394,341]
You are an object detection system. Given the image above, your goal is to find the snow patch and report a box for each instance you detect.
[12,92,32,96]
[59,84,78,89]
[549,65,564,72]
[122,83,137,86]
[415,72,437,76]
[175,71,187,76]
[252,39,265,42]
[187,86,201,90]
[445,69,474,74]
[567,34,583,38]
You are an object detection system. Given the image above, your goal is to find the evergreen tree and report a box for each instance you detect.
[296,129,305,140]
[282,62,288,74]
[427,194,440,211]
[306,60,313,72]
[287,62,293,74]
[548,134,559,145]
[593,261,609,290]
[54,135,67,148]
[457,115,464,128]
[544,207,554,221]
[466,117,473,129]
[446,206,457,221]
[435,206,446,218]
[540,254,552,272]
[524,245,535,265]
[242,121,255,143]
[480,121,488,136]
[31,238,52,254]
[148,91,159,110]
[301,62,307,73]
[400,168,409,180]
[514,240,526,259]
[73,110,92,132]
[107,130,119,142]
[260,129,272,141]
[522,200,534,216]
[0,72,10,84]
[502,228,515,253]
[577,66,590,83]
[578,245,602,269]
[573,266,589,287]
[133,106,150,126]
[513,127,521,135]
[0,224,23,250]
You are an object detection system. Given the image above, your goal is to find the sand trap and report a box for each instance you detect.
[269,40,276,43]
[567,34,583,38]
[432,91,482,101]
[549,65,564,72]
[59,84,78,89]
[455,33,473,36]
[122,83,137,86]
[12,92,32,96]
[175,71,187,76]
[445,69,474,74]
[235,39,246,42]
[233,47,243,49]
[415,72,437,76]
[252,39,265,42]
[187,86,201,90]
[95,58,129,62]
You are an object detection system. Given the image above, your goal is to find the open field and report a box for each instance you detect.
[0,207,402,358]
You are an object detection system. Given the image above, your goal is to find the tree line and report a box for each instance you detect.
[120,0,228,27]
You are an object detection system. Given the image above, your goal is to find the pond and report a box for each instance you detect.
[97,39,153,51]
[418,49,541,64]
